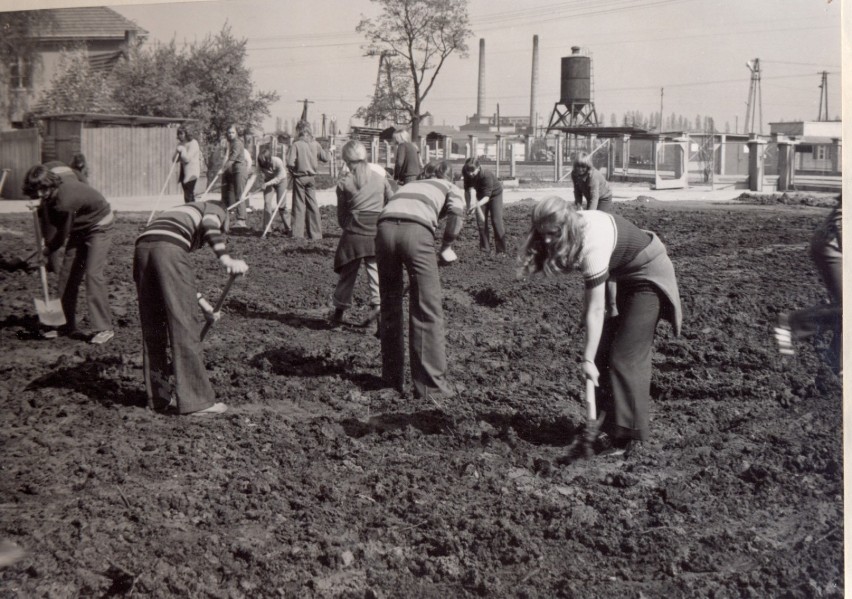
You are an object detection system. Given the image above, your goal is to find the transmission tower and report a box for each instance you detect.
[817,71,829,121]
[744,58,763,135]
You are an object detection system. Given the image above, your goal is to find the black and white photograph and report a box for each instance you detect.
[0,0,845,596]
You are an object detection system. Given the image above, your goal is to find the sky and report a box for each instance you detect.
[8,0,845,134]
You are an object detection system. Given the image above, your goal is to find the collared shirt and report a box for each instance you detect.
[572,167,612,208]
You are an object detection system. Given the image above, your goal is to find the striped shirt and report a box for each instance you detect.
[579,210,652,289]
[379,178,466,234]
[136,201,228,257]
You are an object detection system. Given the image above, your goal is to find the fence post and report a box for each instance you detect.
[554,133,562,181]
[371,136,380,164]
[776,138,795,191]
[495,134,501,179]
[747,136,767,192]
[510,143,516,178]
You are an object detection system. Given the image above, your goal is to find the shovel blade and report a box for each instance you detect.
[34,297,66,327]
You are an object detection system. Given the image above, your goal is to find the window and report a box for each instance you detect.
[8,57,31,90]
[814,146,826,161]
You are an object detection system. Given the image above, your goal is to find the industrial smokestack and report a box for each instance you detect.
[477,38,486,118]
[529,35,539,135]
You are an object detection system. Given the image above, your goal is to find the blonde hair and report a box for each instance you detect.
[573,151,594,170]
[341,140,369,190]
[296,120,313,141]
[517,195,585,277]
[392,129,411,144]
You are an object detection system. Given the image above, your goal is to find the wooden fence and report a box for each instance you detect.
[83,126,182,198]
[0,128,40,199]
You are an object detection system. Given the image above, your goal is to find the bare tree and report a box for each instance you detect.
[357,0,472,141]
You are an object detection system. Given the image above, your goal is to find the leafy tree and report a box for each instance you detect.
[35,46,118,113]
[610,113,617,127]
[111,39,199,119]
[183,25,279,172]
[357,0,472,141]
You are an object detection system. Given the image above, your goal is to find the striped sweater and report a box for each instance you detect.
[136,201,229,258]
[379,178,466,234]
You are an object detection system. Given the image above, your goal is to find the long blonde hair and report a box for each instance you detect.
[341,140,369,190]
[518,195,585,277]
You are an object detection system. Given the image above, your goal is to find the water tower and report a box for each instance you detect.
[546,46,599,131]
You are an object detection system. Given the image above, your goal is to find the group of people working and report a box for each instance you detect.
[18,129,839,456]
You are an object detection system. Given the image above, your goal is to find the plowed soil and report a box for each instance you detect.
[0,197,842,598]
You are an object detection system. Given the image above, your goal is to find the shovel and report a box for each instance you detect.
[580,378,605,458]
[200,273,238,340]
[31,209,66,327]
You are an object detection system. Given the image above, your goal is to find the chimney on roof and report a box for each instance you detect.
[122,30,137,58]
[476,39,486,118]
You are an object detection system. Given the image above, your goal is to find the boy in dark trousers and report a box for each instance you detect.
[134,200,248,416]
[23,164,115,344]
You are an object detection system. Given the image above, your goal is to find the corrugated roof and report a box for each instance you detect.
[33,7,147,40]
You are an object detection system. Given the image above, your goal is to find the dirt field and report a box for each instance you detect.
[0,196,842,598]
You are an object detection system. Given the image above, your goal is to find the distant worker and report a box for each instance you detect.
[330,140,393,331]
[69,153,89,184]
[376,160,466,403]
[219,124,249,229]
[134,200,248,416]
[257,148,291,236]
[392,128,421,187]
[287,120,329,239]
[462,157,507,256]
[174,125,201,203]
[572,152,613,212]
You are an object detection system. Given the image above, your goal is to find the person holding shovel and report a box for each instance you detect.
[519,196,681,457]
[329,140,393,330]
[134,200,248,416]
[219,124,249,229]
[256,148,291,236]
[174,126,200,203]
[23,164,115,344]
[287,120,329,239]
[392,128,421,187]
[376,160,466,403]
[462,157,507,256]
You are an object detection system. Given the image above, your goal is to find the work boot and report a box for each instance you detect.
[330,307,345,327]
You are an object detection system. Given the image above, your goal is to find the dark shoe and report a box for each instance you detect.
[330,308,345,327]
[600,437,632,457]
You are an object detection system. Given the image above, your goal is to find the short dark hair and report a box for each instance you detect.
[257,148,273,169]
[177,125,193,141]
[462,157,480,177]
[70,153,87,171]
[22,164,62,199]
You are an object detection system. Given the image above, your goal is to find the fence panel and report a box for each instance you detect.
[83,127,182,198]
[0,128,40,199]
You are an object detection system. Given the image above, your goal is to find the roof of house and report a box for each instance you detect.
[33,7,147,41]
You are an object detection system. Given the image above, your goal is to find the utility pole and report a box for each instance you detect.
[296,99,314,122]
[744,59,763,135]
[817,71,829,121]
[659,87,664,131]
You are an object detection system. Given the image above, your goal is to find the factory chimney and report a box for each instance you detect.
[529,35,539,135]
[477,38,486,118]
